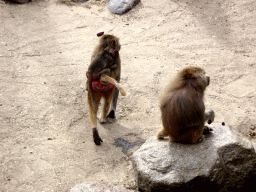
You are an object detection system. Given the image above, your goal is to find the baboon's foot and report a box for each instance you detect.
[107,110,115,119]
[156,129,168,139]
[93,128,103,145]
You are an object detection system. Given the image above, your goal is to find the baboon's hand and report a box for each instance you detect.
[205,110,215,124]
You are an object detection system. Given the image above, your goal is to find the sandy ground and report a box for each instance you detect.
[0,0,256,191]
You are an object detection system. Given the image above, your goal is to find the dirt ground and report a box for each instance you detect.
[0,0,256,191]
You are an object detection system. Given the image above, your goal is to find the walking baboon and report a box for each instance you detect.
[157,66,215,143]
[86,33,123,145]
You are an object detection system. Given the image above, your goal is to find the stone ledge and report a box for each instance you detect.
[132,124,256,192]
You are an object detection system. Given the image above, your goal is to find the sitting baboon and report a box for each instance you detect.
[157,66,215,143]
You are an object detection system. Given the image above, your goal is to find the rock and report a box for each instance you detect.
[132,124,256,192]
[103,0,110,2]
[107,0,140,15]
[70,181,134,192]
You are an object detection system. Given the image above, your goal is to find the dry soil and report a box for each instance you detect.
[0,0,256,191]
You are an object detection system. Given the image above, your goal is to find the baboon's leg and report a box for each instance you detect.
[107,86,119,119]
[204,110,215,124]
[100,92,113,124]
[203,110,214,134]
[87,91,102,145]
[156,129,169,139]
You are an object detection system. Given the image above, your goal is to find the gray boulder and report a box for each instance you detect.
[132,124,256,192]
[70,181,134,192]
[107,0,140,15]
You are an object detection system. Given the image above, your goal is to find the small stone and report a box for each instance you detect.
[250,125,256,130]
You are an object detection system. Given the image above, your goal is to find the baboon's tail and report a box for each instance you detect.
[100,74,127,96]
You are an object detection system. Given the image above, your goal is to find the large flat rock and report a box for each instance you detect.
[132,124,256,192]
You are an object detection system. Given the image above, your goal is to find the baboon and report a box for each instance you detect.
[86,33,124,145]
[157,66,215,143]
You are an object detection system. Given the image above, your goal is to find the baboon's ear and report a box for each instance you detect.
[111,40,116,48]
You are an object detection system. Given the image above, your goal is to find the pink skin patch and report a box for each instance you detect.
[86,73,100,80]
[92,81,114,93]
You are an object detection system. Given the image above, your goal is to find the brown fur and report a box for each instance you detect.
[157,66,215,143]
[100,74,126,97]
[87,47,117,110]
[86,34,121,145]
